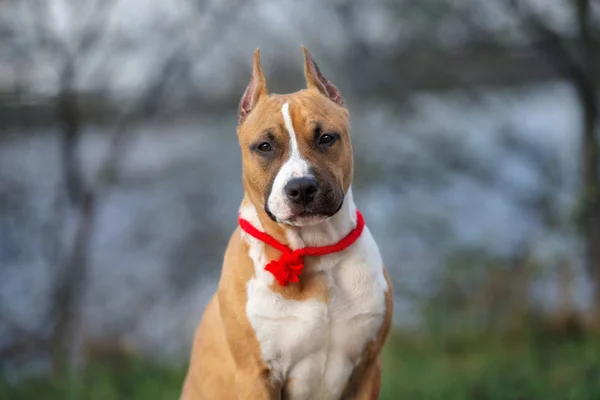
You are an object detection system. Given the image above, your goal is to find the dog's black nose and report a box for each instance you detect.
[285,177,318,205]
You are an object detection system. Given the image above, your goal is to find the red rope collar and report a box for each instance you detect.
[238,210,365,286]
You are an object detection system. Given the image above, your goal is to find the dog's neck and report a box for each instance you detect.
[240,188,358,250]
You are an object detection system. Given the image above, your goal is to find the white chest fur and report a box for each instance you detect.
[241,195,388,400]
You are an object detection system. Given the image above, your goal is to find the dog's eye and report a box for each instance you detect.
[258,142,272,152]
[319,134,336,145]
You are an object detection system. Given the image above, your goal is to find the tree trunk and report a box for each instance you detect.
[51,58,95,374]
[572,0,600,328]
[580,91,600,327]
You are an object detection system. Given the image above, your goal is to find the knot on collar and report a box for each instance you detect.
[238,209,365,286]
[265,251,304,286]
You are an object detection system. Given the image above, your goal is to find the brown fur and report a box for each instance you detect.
[181,48,392,400]
[182,228,280,399]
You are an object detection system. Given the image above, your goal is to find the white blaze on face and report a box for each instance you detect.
[267,102,312,222]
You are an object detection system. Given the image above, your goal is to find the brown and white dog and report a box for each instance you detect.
[181,47,393,400]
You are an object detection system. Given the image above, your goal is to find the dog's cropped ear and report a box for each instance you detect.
[302,46,344,108]
[239,49,268,124]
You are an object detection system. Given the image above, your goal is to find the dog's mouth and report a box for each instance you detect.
[266,197,344,226]
[264,178,345,226]
[287,210,330,226]
[265,205,325,225]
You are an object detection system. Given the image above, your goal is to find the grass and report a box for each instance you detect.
[380,331,600,400]
[2,331,600,399]
[0,356,187,400]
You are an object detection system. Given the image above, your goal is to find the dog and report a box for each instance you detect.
[180,47,393,400]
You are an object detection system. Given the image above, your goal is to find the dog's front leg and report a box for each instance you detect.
[343,358,382,400]
[344,269,393,400]
[217,286,281,400]
[234,369,281,400]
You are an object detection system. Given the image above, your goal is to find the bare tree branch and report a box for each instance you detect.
[43,0,249,373]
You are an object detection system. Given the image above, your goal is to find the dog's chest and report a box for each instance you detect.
[245,232,387,400]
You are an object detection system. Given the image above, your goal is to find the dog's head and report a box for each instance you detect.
[237,48,353,227]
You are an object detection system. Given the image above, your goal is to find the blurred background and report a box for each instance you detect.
[1,0,600,399]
